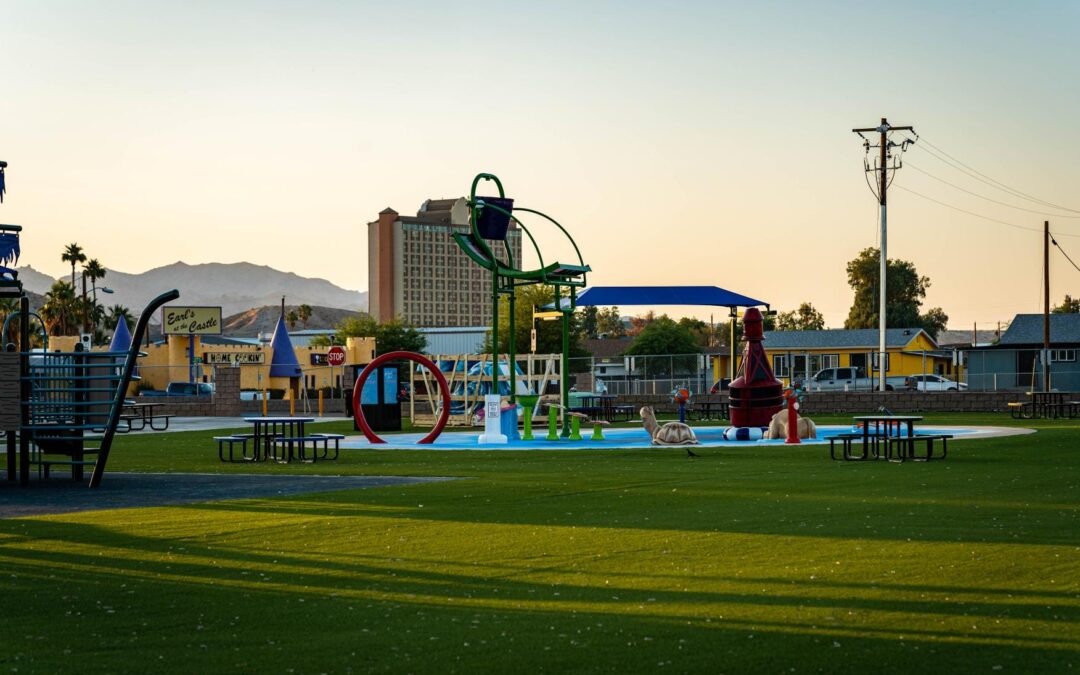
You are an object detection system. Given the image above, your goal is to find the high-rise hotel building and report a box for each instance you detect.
[367,197,522,327]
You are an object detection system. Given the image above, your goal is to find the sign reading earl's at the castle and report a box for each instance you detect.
[162,306,223,335]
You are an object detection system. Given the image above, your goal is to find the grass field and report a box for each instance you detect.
[1,413,1077,673]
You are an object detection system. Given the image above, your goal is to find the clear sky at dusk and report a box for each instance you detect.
[3,1,1079,329]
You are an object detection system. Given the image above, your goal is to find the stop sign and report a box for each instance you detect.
[327,346,346,367]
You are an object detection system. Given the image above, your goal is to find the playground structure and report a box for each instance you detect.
[408,352,562,428]
[1,221,180,486]
[452,172,590,437]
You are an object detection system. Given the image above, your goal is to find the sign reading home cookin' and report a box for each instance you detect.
[203,352,265,365]
[162,306,223,335]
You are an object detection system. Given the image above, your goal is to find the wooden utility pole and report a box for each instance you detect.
[852,118,915,391]
[1043,220,1050,391]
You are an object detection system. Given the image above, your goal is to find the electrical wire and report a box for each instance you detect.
[906,161,1080,219]
[894,185,1080,237]
[915,136,1080,214]
[1052,233,1080,273]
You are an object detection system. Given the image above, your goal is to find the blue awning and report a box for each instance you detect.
[576,286,767,309]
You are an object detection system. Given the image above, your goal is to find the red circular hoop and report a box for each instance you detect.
[352,351,451,445]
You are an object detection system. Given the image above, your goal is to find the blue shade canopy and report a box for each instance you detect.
[108,316,132,352]
[576,286,767,309]
[269,314,302,377]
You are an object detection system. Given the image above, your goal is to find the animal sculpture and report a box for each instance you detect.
[639,406,700,457]
[764,408,817,440]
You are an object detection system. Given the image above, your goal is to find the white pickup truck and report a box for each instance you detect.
[803,367,913,392]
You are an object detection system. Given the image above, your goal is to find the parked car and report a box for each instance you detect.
[911,374,967,391]
[801,367,913,392]
[239,390,269,401]
[142,381,215,397]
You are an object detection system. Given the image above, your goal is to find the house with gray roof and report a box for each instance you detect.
[760,327,954,382]
[965,313,1080,390]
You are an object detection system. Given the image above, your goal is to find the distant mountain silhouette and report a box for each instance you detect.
[222,304,359,337]
[15,261,367,318]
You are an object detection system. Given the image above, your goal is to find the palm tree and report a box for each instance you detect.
[106,304,134,330]
[41,280,79,336]
[83,258,106,301]
[286,309,299,330]
[298,304,312,329]
[61,243,86,287]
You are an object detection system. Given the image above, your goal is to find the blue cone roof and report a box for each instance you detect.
[109,316,132,353]
[269,314,302,377]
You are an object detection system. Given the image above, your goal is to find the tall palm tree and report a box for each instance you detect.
[41,280,79,336]
[83,258,106,301]
[298,304,312,329]
[286,309,299,330]
[61,243,86,287]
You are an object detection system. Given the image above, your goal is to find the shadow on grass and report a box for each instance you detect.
[0,516,1075,674]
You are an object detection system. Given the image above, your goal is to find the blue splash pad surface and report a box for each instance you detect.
[341,425,977,451]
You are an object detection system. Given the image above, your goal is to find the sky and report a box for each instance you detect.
[3,0,1079,330]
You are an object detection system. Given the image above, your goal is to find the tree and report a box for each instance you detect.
[313,313,426,355]
[843,247,947,335]
[624,315,701,376]
[596,307,626,338]
[677,317,715,348]
[298,304,313,328]
[83,258,106,301]
[775,302,825,331]
[106,304,134,331]
[578,306,599,339]
[1052,294,1080,314]
[627,311,657,337]
[286,310,299,330]
[41,280,79,335]
[487,285,589,363]
[61,243,86,287]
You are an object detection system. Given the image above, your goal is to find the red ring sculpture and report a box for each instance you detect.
[352,351,452,445]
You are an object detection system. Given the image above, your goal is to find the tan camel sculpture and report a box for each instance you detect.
[763,408,817,440]
[639,406,700,457]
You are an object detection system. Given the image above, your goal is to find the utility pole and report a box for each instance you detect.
[853,118,916,391]
[1043,220,1051,392]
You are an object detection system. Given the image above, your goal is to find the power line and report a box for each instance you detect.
[1051,233,1080,273]
[915,136,1080,214]
[905,161,1080,219]
[893,184,1080,237]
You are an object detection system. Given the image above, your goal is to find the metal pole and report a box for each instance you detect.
[1041,218,1049,393]
[878,118,888,392]
[508,288,516,404]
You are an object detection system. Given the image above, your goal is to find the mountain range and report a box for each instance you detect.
[15,261,368,320]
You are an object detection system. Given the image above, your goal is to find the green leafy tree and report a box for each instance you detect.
[1052,294,1080,313]
[596,307,626,338]
[313,313,426,355]
[41,280,79,335]
[775,302,825,331]
[61,243,86,287]
[578,306,599,339]
[487,285,589,366]
[625,315,701,376]
[843,247,948,335]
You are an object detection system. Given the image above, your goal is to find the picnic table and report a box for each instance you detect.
[1021,392,1080,419]
[688,400,729,421]
[244,416,315,461]
[119,401,170,432]
[829,414,950,462]
[572,395,635,422]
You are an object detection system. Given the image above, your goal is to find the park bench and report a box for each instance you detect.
[884,434,953,462]
[215,435,257,463]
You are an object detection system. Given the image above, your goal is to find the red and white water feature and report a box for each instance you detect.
[727,307,784,428]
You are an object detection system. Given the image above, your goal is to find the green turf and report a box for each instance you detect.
[1,413,1077,673]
